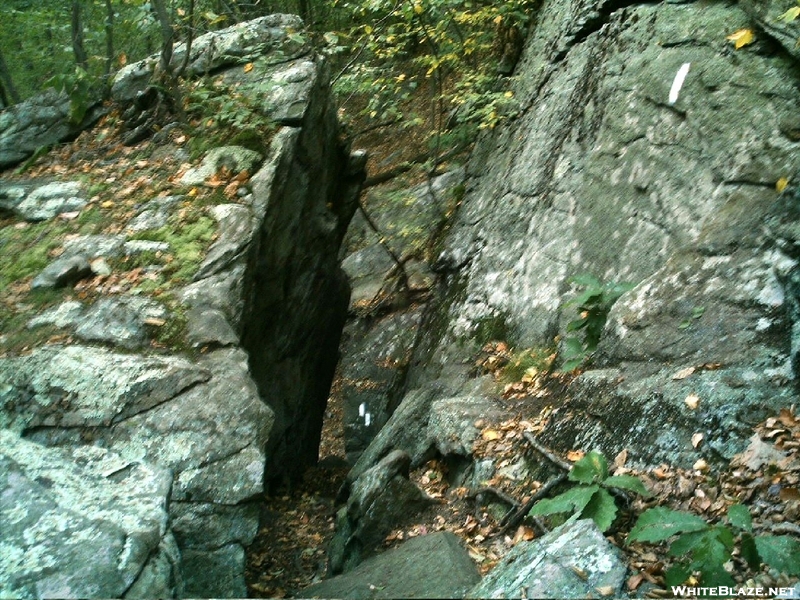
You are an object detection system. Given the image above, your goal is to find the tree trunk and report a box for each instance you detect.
[71,0,89,69]
[177,0,195,78]
[298,0,312,25]
[0,47,20,105]
[150,0,174,75]
[104,0,114,80]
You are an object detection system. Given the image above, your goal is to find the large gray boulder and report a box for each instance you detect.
[0,344,272,598]
[0,91,103,169]
[0,429,180,599]
[305,532,480,599]
[468,519,627,599]
[403,0,800,468]
[111,14,310,103]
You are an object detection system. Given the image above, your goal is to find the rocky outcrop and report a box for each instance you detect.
[0,15,361,597]
[0,429,180,599]
[397,0,800,468]
[0,92,104,169]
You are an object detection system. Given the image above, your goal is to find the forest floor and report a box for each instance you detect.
[245,361,800,597]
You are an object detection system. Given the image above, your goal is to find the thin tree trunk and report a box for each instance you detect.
[71,0,89,69]
[298,0,312,24]
[177,0,195,78]
[104,0,114,80]
[0,47,20,105]
[151,0,174,75]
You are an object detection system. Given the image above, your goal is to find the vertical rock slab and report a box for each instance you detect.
[237,60,360,481]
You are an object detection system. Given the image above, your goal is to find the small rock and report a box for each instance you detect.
[305,532,480,599]
[126,196,182,232]
[74,296,169,349]
[180,147,263,186]
[63,234,125,259]
[468,519,627,599]
[31,255,92,289]
[124,240,170,256]
[27,301,85,329]
[90,257,112,276]
[186,306,239,347]
[15,181,87,221]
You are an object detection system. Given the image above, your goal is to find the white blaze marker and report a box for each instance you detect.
[668,62,691,105]
[359,402,366,417]
[365,413,371,427]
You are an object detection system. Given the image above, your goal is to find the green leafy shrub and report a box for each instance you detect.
[46,66,95,125]
[185,78,276,159]
[628,504,800,587]
[529,450,650,532]
[561,274,634,371]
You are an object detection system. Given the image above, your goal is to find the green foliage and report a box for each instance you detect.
[529,451,650,532]
[561,274,634,371]
[0,0,162,102]
[629,505,800,587]
[328,0,535,150]
[473,314,511,346]
[45,66,95,125]
[184,78,276,159]
[0,220,71,291]
[129,210,216,284]
[499,346,554,382]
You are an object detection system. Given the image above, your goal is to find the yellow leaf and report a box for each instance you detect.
[672,366,696,380]
[493,15,503,25]
[778,6,800,22]
[482,429,501,441]
[101,200,114,209]
[413,2,423,14]
[243,62,254,73]
[504,91,514,98]
[776,177,789,193]
[684,393,700,410]
[726,28,755,49]
[566,449,585,462]
[364,25,373,34]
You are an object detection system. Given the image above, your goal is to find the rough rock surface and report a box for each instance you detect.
[0,429,180,599]
[305,532,480,599]
[0,92,104,169]
[402,0,800,468]
[339,308,425,463]
[329,450,433,575]
[468,519,627,599]
[0,14,361,597]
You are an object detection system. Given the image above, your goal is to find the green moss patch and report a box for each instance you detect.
[128,209,217,285]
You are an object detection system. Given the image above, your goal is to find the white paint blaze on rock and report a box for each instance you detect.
[668,62,691,105]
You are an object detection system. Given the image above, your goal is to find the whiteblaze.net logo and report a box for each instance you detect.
[671,585,798,597]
